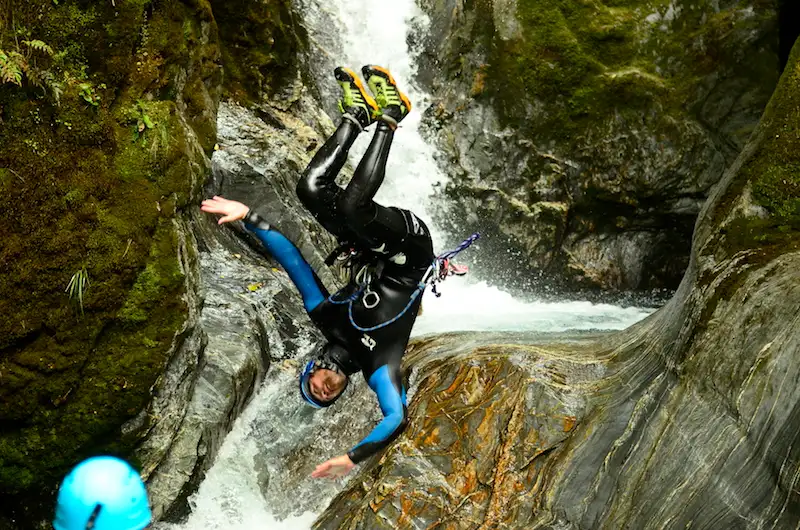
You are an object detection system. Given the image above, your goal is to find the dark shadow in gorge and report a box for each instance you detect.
[780,0,800,72]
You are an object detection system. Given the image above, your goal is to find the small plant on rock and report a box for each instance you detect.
[78,82,105,107]
[65,267,90,315]
[0,39,62,102]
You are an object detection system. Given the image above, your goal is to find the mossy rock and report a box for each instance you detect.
[210,0,307,103]
[0,0,220,517]
[698,39,800,269]
[418,0,779,291]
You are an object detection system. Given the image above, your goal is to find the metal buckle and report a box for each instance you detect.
[362,287,381,309]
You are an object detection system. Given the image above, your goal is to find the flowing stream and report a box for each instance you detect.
[161,1,655,528]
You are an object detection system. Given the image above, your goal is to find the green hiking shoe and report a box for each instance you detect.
[361,65,412,126]
[334,66,379,129]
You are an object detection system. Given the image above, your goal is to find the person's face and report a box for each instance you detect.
[309,368,347,403]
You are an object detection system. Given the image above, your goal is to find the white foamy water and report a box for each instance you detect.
[412,278,653,336]
[166,1,657,529]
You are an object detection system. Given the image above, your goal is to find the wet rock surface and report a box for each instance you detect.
[414,0,779,292]
[210,98,343,289]
[138,211,319,520]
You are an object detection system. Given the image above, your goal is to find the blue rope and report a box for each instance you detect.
[347,283,425,332]
[327,287,363,305]
[436,233,480,261]
[430,233,480,297]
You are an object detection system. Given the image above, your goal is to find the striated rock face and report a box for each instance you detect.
[414,0,779,292]
[314,41,800,529]
[314,331,604,529]
[136,210,320,521]
[210,99,342,288]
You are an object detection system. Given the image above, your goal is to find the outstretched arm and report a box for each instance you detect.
[311,364,407,479]
[347,365,408,463]
[201,196,326,312]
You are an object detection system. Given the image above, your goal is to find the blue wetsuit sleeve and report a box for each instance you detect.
[347,365,408,464]
[244,219,325,312]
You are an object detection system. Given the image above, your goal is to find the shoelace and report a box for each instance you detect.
[379,84,401,107]
[349,88,365,106]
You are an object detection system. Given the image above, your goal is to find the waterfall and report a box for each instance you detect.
[157,1,654,528]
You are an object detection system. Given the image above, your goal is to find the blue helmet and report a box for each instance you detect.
[299,343,350,408]
[53,456,152,530]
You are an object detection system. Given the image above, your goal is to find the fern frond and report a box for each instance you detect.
[22,40,54,56]
[0,50,23,86]
[26,66,44,88]
[51,81,63,105]
[8,51,28,73]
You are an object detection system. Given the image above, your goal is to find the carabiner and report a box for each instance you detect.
[362,287,381,309]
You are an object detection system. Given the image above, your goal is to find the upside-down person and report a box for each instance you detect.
[202,65,433,478]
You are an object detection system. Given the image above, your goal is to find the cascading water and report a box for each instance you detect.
[158,1,655,528]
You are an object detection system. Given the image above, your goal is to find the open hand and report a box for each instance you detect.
[200,196,250,225]
[311,454,355,479]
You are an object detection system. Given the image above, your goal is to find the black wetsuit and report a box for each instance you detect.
[246,119,434,463]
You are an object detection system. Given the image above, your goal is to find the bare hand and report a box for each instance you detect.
[200,196,250,225]
[311,454,355,479]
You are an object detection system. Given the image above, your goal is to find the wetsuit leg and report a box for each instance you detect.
[296,120,361,240]
[336,121,408,247]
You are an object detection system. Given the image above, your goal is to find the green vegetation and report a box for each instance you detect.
[474,0,776,144]
[65,266,90,315]
[713,41,800,256]
[210,0,307,103]
[0,0,215,510]
[0,0,305,521]
[77,82,103,107]
[0,37,61,101]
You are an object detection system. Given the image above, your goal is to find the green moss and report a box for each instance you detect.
[459,0,778,153]
[718,41,800,250]
[118,226,184,325]
[210,0,306,103]
[752,164,800,221]
[690,42,800,344]
[485,0,634,135]
[0,0,214,515]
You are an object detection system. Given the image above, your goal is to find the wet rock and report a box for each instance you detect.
[138,211,319,520]
[315,332,601,529]
[415,0,779,292]
[209,99,344,289]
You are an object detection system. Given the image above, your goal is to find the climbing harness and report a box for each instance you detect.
[327,233,480,332]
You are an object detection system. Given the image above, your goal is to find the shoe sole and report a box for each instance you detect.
[362,65,412,113]
[335,67,379,113]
